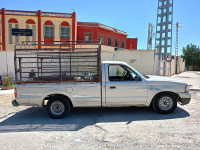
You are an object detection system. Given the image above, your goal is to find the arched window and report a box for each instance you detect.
[26,19,36,43]
[60,21,70,39]
[44,20,54,38]
[8,18,19,44]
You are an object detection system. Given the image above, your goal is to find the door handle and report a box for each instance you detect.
[110,86,116,89]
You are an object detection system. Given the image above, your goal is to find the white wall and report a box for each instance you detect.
[171,57,186,75]
[101,46,186,76]
[116,50,155,75]
[0,51,15,79]
[101,46,155,75]
[0,46,186,80]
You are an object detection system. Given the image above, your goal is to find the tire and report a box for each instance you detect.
[46,96,70,119]
[153,94,177,114]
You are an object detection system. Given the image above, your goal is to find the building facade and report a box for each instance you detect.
[77,22,137,49]
[0,8,77,51]
[0,8,137,51]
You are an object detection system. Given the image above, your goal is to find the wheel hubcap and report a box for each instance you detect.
[50,101,65,115]
[159,96,173,110]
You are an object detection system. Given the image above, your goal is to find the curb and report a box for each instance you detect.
[0,89,14,94]
[190,89,200,92]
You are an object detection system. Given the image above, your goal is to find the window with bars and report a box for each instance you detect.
[99,34,104,44]
[60,26,70,38]
[122,41,125,48]
[84,33,92,42]
[108,37,112,46]
[25,24,36,43]
[9,24,12,44]
[32,25,36,43]
[44,25,54,38]
[115,39,119,47]
[26,25,30,42]
[15,24,19,44]
[9,24,19,44]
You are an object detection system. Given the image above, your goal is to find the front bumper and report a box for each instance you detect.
[178,92,191,105]
[12,99,19,107]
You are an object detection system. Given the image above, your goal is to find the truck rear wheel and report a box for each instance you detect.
[153,94,177,114]
[46,96,70,119]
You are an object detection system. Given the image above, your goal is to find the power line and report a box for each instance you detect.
[174,22,182,74]
[147,23,154,50]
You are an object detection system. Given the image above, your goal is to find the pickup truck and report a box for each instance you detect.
[12,61,191,119]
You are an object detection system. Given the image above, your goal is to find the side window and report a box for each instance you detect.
[109,65,125,78]
[109,65,138,81]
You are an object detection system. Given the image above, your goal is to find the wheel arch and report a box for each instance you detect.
[42,93,73,108]
[150,91,180,106]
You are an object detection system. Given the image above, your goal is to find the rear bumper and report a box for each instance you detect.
[12,99,19,107]
[178,92,191,105]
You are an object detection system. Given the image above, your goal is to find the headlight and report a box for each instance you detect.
[185,85,189,92]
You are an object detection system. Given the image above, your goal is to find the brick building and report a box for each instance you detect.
[77,22,137,49]
[0,8,77,51]
[0,8,137,51]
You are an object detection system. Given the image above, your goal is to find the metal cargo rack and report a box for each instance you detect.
[14,41,101,84]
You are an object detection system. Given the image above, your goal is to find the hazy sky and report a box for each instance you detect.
[1,0,200,55]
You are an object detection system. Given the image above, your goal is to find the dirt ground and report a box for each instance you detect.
[0,71,200,150]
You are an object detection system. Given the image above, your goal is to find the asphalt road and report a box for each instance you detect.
[0,71,200,150]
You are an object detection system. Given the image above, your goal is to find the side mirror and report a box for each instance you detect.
[134,75,142,81]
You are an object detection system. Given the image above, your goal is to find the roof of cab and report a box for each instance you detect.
[102,61,128,65]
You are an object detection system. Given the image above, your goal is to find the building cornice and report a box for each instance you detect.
[78,22,128,36]
[2,9,73,18]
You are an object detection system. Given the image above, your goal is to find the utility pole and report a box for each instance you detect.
[147,23,154,50]
[175,22,182,74]
[154,0,173,76]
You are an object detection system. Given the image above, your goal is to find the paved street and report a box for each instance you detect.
[0,71,200,150]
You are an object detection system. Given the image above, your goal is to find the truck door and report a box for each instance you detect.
[105,64,148,106]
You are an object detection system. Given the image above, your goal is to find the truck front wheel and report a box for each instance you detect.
[153,94,177,114]
[46,96,70,119]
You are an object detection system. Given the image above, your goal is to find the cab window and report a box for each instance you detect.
[108,65,137,81]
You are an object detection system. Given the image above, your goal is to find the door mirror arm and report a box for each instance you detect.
[133,75,142,81]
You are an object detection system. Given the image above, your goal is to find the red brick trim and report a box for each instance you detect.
[8,18,18,23]
[72,12,77,49]
[44,20,53,25]
[61,21,69,26]
[1,8,5,51]
[72,12,76,41]
[38,10,41,49]
[44,37,54,45]
[26,19,36,24]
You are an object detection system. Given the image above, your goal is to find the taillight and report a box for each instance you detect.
[14,87,17,98]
